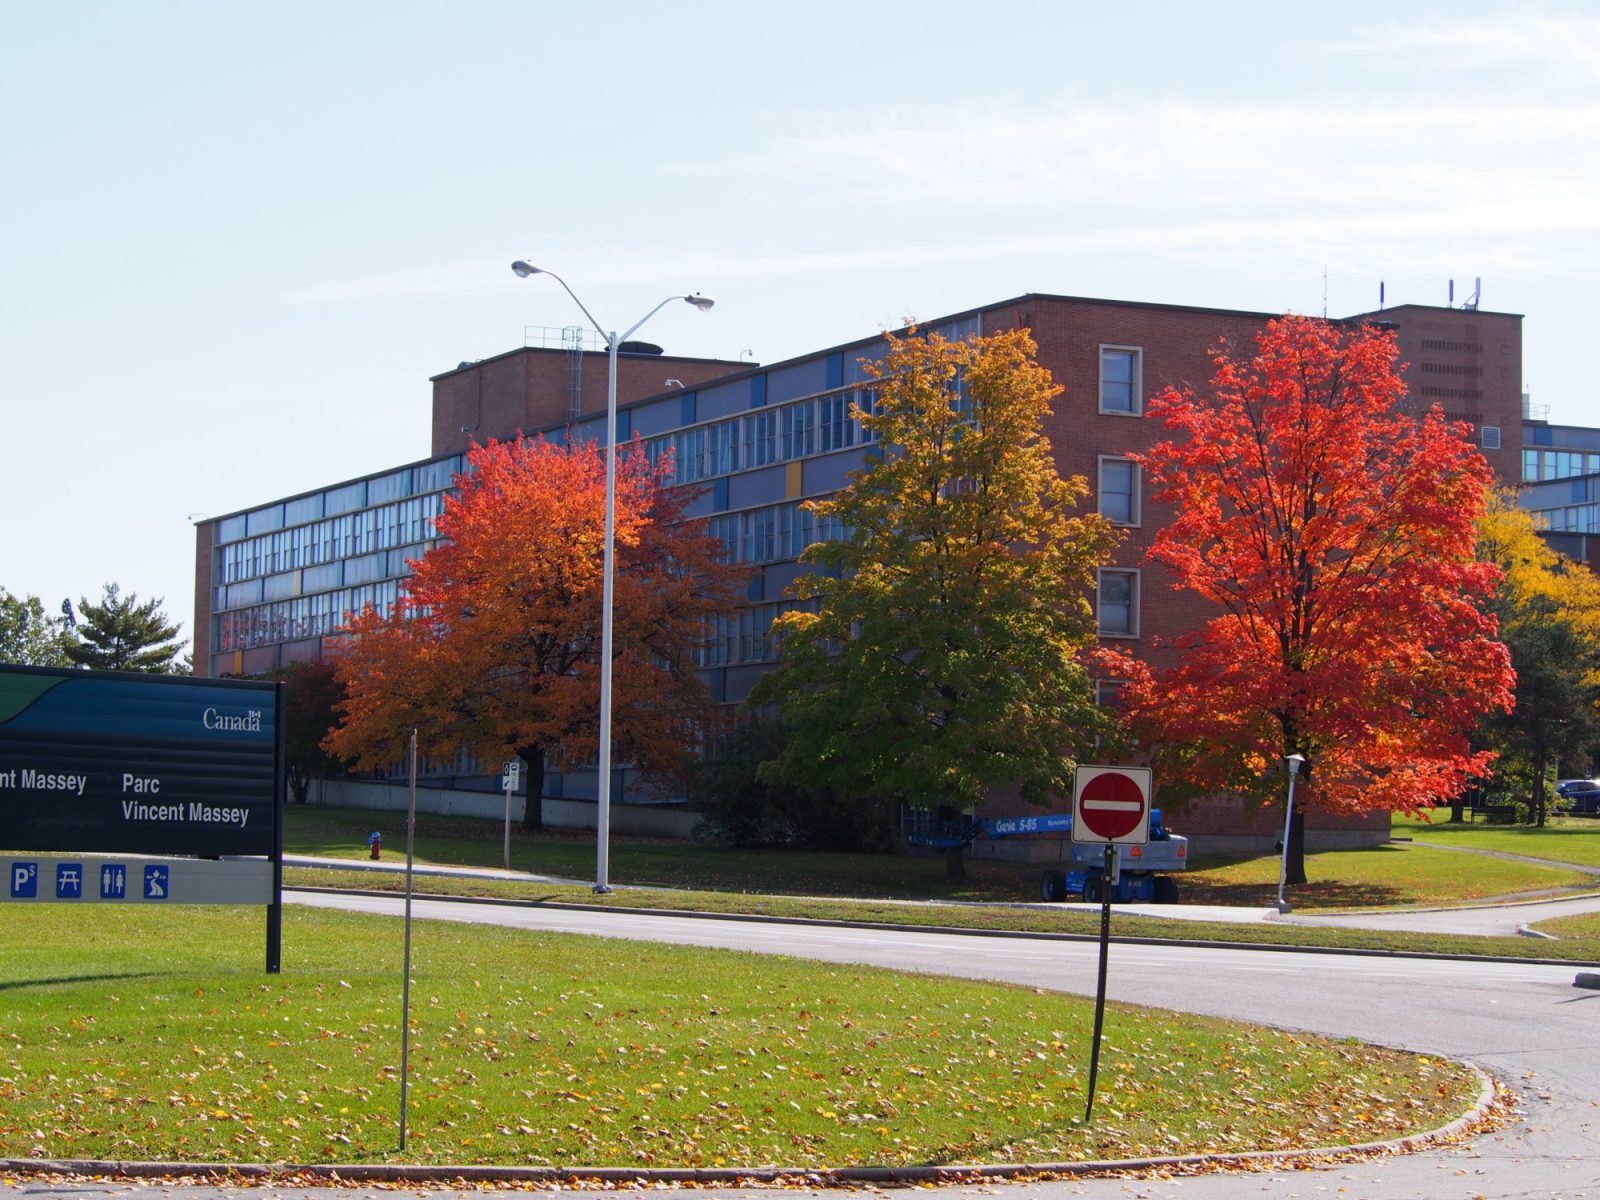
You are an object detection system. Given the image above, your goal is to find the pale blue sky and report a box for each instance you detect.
[4,0,1598,652]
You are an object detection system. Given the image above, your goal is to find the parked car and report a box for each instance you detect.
[1556,779,1600,814]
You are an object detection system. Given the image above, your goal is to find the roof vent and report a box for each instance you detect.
[617,340,664,356]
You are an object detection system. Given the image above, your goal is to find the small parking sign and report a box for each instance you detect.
[11,862,38,898]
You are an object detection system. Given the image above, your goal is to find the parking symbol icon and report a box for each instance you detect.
[56,864,84,899]
[100,864,127,899]
[143,865,169,899]
[10,862,38,898]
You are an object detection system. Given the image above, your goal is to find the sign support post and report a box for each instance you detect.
[267,681,286,974]
[399,729,417,1152]
[501,759,520,871]
[1084,842,1114,1123]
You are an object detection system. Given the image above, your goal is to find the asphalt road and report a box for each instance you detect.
[19,891,1600,1200]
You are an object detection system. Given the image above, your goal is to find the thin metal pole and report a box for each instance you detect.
[1084,841,1114,1124]
[398,729,417,1151]
[502,780,512,871]
[594,331,618,894]
[1276,759,1301,913]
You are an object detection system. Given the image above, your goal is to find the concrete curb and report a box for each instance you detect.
[0,1066,1500,1189]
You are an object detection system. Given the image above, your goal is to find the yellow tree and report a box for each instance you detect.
[752,327,1120,878]
[1475,491,1600,822]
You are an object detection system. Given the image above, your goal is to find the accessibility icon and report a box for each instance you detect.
[143,864,169,899]
[56,863,84,899]
[10,862,38,898]
[100,863,128,899]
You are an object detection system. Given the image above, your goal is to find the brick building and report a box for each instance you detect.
[194,293,1527,854]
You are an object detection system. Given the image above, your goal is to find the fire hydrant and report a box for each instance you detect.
[368,831,382,859]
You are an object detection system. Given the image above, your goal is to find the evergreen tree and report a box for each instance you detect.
[63,584,186,673]
[0,587,70,666]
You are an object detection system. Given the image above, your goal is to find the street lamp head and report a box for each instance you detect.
[510,260,543,278]
[684,293,715,311]
[1286,753,1306,773]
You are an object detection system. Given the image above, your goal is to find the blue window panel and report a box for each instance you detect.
[845,344,883,385]
[747,574,764,602]
[679,489,714,519]
[697,379,751,422]
[825,353,844,390]
[765,561,807,597]
[768,358,830,405]
[803,450,867,496]
[1533,426,1553,446]
[750,374,768,408]
[246,505,285,536]
[681,394,696,427]
[1575,479,1588,502]
[713,478,729,512]
[728,466,787,510]
[616,409,631,442]
[706,670,726,704]
[629,397,679,437]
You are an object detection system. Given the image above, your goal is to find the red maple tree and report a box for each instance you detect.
[1109,316,1514,883]
[324,435,745,829]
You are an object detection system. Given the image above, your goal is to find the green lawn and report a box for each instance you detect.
[1527,911,1600,940]
[1395,810,1600,869]
[0,905,1480,1170]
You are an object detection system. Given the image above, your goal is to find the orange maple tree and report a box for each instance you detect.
[1109,316,1514,883]
[324,435,745,829]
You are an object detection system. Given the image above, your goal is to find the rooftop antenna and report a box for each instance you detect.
[1379,280,1385,311]
[1462,277,1481,311]
[1322,266,1328,318]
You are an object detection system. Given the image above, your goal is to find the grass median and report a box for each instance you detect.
[285,867,1600,962]
[0,905,1480,1170]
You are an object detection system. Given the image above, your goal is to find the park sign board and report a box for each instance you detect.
[0,664,283,857]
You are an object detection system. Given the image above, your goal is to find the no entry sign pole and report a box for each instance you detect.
[1072,765,1152,1125]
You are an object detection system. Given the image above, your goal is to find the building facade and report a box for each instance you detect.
[194,293,1529,852]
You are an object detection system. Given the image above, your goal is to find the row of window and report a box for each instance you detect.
[1539,504,1600,534]
[214,581,402,651]
[694,602,813,668]
[220,495,445,584]
[1523,449,1600,483]
[214,562,1146,656]
[646,388,881,486]
[706,502,853,566]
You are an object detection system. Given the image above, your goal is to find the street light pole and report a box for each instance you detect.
[510,261,713,893]
[1277,753,1306,913]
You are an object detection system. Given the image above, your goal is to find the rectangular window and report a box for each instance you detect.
[1480,425,1501,451]
[1099,346,1142,415]
[1523,450,1539,481]
[819,393,855,452]
[1097,457,1140,526]
[1097,569,1139,637]
[782,402,817,460]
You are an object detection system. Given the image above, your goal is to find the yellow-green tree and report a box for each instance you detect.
[1476,491,1600,823]
[751,327,1120,877]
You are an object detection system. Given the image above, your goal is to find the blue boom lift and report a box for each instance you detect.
[904,808,1188,904]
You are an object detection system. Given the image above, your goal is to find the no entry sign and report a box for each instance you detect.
[1073,766,1151,845]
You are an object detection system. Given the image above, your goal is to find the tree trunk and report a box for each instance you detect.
[1535,753,1548,828]
[1285,807,1307,886]
[944,843,968,882]
[287,766,310,805]
[517,746,544,832]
